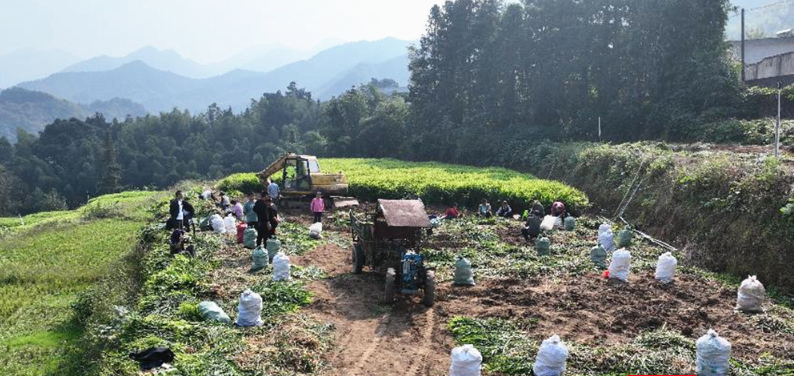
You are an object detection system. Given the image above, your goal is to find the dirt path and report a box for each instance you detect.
[291,237,451,376]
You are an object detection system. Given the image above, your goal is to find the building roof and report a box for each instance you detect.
[377,199,431,228]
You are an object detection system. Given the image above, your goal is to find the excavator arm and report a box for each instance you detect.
[257,153,296,185]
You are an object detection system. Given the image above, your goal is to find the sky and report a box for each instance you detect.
[0,0,446,63]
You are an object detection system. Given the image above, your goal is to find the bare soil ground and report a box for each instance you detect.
[242,210,794,374]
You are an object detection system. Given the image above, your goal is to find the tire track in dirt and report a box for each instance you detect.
[403,308,436,376]
[348,313,392,375]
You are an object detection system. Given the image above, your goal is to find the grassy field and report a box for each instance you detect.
[217,158,589,213]
[0,191,162,375]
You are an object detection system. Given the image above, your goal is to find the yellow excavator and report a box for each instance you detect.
[257,153,357,208]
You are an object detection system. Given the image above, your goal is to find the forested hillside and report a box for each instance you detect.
[0,87,145,142]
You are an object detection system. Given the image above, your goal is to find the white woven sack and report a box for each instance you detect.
[736,275,765,312]
[540,215,556,231]
[654,252,677,283]
[273,252,291,281]
[224,215,236,233]
[598,223,612,237]
[235,289,263,326]
[598,230,615,252]
[449,344,482,376]
[696,329,731,376]
[309,222,323,239]
[608,248,631,282]
[211,215,226,234]
[532,334,568,376]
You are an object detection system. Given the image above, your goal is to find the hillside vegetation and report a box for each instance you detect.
[0,87,145,142]
[0,191,162,375]
[217,158,589,214]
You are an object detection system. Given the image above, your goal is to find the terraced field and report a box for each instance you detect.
[0,191,163,375]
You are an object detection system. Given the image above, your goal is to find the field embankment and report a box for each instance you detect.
[0,191,162,375]
[474,141,794,293]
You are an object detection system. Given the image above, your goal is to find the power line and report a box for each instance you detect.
[729,0,794,18]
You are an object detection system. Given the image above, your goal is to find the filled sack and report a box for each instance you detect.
[617,228,632,248]
[590,245,607,269]
[198,301,231,324]
[598,223,612,237]
[532,334,568,376]
[252,246,268,271]
[273,251,291,281]
[243,227,257,249]
[654,252,677,283]
[449,344,482,376]
[696,329,731,376]
[453,256,475,286]
[211,214,225,234]
[536,237,551,256]
[598,230,615,252]
[736,275,765,312]
[224,215,236,234]
[554,216,563,229]
[540,215,556,231]
[309,222,323,240]
[235,289,263,327]
[236,222,247,244]
[563,216,575,231]
[266,238,281,263]
[608,248,631,282]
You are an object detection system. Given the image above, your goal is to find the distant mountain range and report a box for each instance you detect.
[16,38,414,113]
[0,49,82,89]
[0,87,145,142]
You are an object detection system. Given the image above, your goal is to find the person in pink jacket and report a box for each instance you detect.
[310,191,325,223]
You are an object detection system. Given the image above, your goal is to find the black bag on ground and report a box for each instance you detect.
[129,347,175,370]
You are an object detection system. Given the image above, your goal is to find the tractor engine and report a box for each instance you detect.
[400,250,424,293]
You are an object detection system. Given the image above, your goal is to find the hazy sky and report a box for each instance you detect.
[0,0,446,63]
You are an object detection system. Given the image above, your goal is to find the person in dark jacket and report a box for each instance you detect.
[265,195,279,239]
[169,228,195,257]
[252,191,271,247]
[168,190,195,230]
[521,214,542,240]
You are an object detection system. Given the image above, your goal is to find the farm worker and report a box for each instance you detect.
[219,192,231,212]
[253,190,272,247]
[477,199,492,217]
[311,191,325,223]
[169,228,195,257]
[521,214,542,240]
[496,201,513,218]
[168,190,195,230]
[231,200,244,221]
[531,200,545,217]
[444,203,461,220]
[551,201,566,217]
[268,178,280,201]
[265,195,279,238]
[244,192,258,228]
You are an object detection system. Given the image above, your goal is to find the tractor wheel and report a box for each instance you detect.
[352,245,364,274]
[383,268,396,304]
[423,270,436,307]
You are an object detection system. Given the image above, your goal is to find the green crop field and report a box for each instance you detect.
[0,191,163,376]
[217,158,589,213]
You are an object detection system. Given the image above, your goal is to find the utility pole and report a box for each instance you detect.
[741,8,746,82]
[776,81,782,158]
